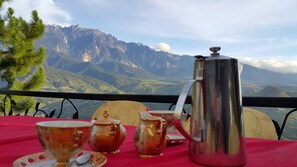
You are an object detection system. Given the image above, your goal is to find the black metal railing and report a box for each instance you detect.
[1,90,297,107]
[0,90,297,140]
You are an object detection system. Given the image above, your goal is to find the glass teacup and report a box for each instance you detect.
[36,120,93,167]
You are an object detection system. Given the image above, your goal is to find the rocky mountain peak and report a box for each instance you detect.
[38,25,193,80]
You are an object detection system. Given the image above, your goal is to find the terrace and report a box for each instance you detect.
[1,90,297,140]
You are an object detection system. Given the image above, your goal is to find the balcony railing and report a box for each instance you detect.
[1,90,297,140]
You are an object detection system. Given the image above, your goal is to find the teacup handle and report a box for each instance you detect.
[173,79,202,142]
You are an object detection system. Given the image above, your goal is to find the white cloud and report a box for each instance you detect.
[72,1,297,68]
[145,0,297,42]
[240,57,297,73]
[3,0,71,26]
[155,43,172,53]
[80,0,297,43]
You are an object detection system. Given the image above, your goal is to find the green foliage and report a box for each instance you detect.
[44,66,122,93]
[0,0,46,113]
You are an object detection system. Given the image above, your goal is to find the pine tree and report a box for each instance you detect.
[0,0,46,113]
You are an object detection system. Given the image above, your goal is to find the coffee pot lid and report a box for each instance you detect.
[195,47,234,60]
[207,46,234,60]
[92,110,121,125]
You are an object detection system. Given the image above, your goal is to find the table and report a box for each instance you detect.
[0,116,297,167]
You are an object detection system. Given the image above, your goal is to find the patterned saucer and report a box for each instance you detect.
[13,150,107,167]
[166,130,186,144]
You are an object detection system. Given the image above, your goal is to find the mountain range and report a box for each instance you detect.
[35,25,297,97]
[33,25,297,140]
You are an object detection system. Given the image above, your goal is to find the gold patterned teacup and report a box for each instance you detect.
[36,120,93,167]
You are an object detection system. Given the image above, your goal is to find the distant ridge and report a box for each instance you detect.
[257,85,289,97]
[241,64,297,85]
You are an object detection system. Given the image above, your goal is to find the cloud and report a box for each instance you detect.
[80,0,297,43]
[144,0,297,42]
[72,1,297,66]
[240,57,297,73]
[3,0,72,26]
[155,43,172,53]
[2,0,297,73]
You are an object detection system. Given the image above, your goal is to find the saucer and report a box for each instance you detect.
[166,130,186,144]
[13,150,107,167]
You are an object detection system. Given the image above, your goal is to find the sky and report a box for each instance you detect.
[3,0,297,73]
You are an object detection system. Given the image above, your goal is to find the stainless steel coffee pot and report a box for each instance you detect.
[174,47,246,166]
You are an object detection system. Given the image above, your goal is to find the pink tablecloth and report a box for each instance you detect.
[0,116,296,167]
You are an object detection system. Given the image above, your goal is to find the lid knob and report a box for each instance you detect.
[93,110,121,125]
[210,47,221,56]
[103,110,109,118]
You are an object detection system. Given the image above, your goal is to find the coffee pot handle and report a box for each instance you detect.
[173,79,202,142]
